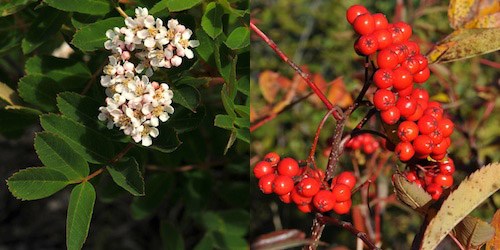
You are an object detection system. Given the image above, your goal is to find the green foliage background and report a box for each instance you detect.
[0,0,249,249]
[250,0,499,249]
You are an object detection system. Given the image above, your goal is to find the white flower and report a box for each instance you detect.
[173,29,199,59]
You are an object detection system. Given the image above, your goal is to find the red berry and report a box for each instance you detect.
[397,85,414,97]
[264,152,280,166]
[373,29,393,49]
[279,192,292,203]
[254,161,274,179]
[396,96,418,117]
[373,69,394,89]
[439,158,455,175]
[277,158,300,177]
[426,183,443,200]
[377,49,399,69]
[413,135,434,155]
[392,22,412,43]
[336,171,357,189]
[363,143,375,154]
[395,141,415,161]
[411,88,429,103]
[402,56,421,74]
[428,129,444,144]
[346,5,369,24]
[405,41,420,56]
[313,190,336,212]
[313,169,326,181]
[390,43,409,63]
[333,200,352,214]
[406,103,424,121]
[291,188,313,205]
[372,13,389,30]
[424,106,444,120]
[398,121,419,142]
[414,54,428,71]
[438,119,454,137]
[332,184,352,202]
[353,13,375,35]
[297,203,313,213]
[297,177,321,197]
[392,67,413,90]
[355,34,379,55]
[373,89,396,111]
[431,153,447,161]
[273,175,295,195]
[432,139,449,155]
[417,115,438,135]
[413,68,430,83]
[259,174,276,194]
[405,171,418,182]
[434,174,453,188]
[380,106,401,125]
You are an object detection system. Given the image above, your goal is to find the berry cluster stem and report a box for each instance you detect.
[250,22,342,120]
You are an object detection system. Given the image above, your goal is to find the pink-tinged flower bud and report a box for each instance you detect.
[152,81,160,89]
[121,51,131,61]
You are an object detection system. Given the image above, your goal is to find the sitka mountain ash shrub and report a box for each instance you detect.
[1,1,249,249]
[250,2,499,249]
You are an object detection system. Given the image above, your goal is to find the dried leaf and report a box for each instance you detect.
[427,28,500,63]
[449,0,480,29]
[326,77,353,109]
[0,82,20,106]
[448,0,500,29]
[486,209,500,250]
[421,162,500,250]
[258,70,281,104]
[392,173,433,213]
[453,216,494,248]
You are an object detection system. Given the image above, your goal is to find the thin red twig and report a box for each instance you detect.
[308,107,343,162]
[250,22,341,120]
[317,215,381,250]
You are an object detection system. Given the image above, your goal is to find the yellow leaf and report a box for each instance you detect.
[431,93,450,103]
[464,12,500,28]
[427,28,500,63]
[392,173,433,213]
[0,82,21,106]
[486,209,500,250]
[448,0,478,29]
[421,162,500,250]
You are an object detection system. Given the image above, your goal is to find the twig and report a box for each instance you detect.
[115,6,129,18]
[250,22,341,120]
[308,107,343,163]
[81,62,106,95]
[304,214,326,250]
[83,142,135,182]
[317,215,381,250]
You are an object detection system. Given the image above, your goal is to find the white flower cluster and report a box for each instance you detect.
[98,7,199,146]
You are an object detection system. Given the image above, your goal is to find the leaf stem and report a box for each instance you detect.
[308,107,342,164]
[317,214,380,250]
[115,6,129,18]
[82,142,135,183]
[250,21,341,120]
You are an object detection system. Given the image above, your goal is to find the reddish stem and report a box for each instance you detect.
[308,107,343,162]
[317,215,380,250]
[250,22,341,120]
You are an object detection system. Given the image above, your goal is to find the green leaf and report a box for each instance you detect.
[234,105,249,118]
[0,109,38,136]
[167,0,201,12]
[131,173,173,220]
[21,7,67,54]
[224,27,250,50]
[168,106,206,133]
[0,0,36,16]
[45,0,111,15]
[212,232,247,250]
[7,167,69,201]
[237,75,249,96]
[224,129,237,155]
[217,0,246,17]
[149,125,182,153]
[40,114,115,164]
[201,210,249,236]
[201,2,224,39]
[35,132,89,180]
[18,75,60,112]
[25,55,91,83]
[214,114,234,130]
[150,0,169,15]
[57,92,101,127]
[71,13,102,29]
[172,85,200,112]
[174,76,210,88]
[195,29,214,62]
[107,157,145,196]
[66,182,96,250]
[161,220,185,250]
[71,17,124,52]
[236,128,249,144]
[194,233,215,250]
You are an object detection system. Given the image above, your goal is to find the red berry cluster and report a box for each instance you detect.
[404,158,455,200]
[347,4,454,163]
[254,152,357,214]
[345,134,380,154]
